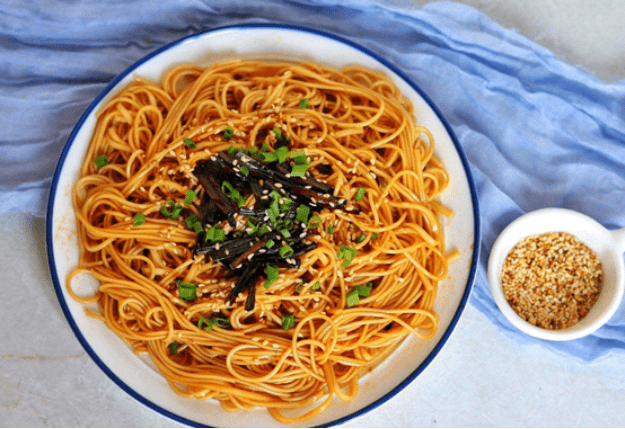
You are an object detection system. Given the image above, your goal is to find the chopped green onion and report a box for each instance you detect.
[295,284,303,293]
[206,224,226,242]
[170,341,178,356]
[94,154,108,169]
[346,289,360,307]
[264,264,279,288]
[259,151,278,163]
[223,127,234,140]
[311,282,321,291]
[260,142,269,153]
[176,281,197,301]
[238,165,250,176]
[357,234,366,243]
[282,314,295,330]
[338,245,357,269]
[354,283,372,298]
[266,205,279,223]
[291,162,310,177]
[257,224,271,236]
[372,232,379,240]
[221,181,245,207]
[355,187,367,201]
[279,244,294,258]
[160,199,183,219]
[198,317,213,332]
[275,146,289,163]
[308,215,321,229]
[273,126,283,138]
[184,189,197,205]
[280,228,291,239]
[283,218,293,230]
[227,145,238,155]
[265,239,275,249]
[279,196,292,213]
[192,222,204,234]
[211,317,230,329]
[299,98,310,109]
[289,150,306,163]
[185,214,199,229]
[295,204,310,223]
[248,147,259,157]
[183,138,196,149]
[327,226,335,234]
[132,213,146,227]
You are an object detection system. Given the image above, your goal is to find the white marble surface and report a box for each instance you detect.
[2,0,625,427]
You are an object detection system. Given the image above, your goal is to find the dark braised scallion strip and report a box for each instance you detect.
[226,263,263,306]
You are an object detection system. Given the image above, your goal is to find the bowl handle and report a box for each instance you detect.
[612,227,625,255]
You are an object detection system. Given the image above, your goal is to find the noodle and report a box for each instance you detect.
[68,59,452,422]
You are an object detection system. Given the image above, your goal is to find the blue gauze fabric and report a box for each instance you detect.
[2,0,624,361]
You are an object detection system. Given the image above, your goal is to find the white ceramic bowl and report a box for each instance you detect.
[488,207,625,341]
[46,24,480,427]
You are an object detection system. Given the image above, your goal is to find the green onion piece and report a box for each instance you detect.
[248,147,259,157]
[259,151,278,163]
[327,226,335,234]
[211,317,230,329]
[372,232,379,240]
[291,162,309,177]
[227,145,237,155]
[283,218,293,230]
[357,234,366,243]
[308,215,321,229]
[269,190,281,201]
[183,138,196,149]
[266,206,279,223]
[289,150,306,162]
[238,165,250,176]
[295,284,303,293]
[275,146,289,163]
[264,264,279,288]
[338,245,357,269]
[132,213,146,227]
[282,314,295,330]
[257,224,271,236]
[279,196,292,213]
[223,127,234,140]
[94,154,108,169]
[260,142,269,152]
[355,187,366,201]
[185,214,199,229]
[221,181,235,196]
[184,189,197,205]
[170,341,178,356]
[176,281,197,301]
[346,289,360,307]
[192,222,204,234]
[265,239,275,249]
[280,228,291,239]
[354,283,372,298]
[273,126,283,138]
[198,317,213,332]
[160,199,176,218]
[311,282,321,291]
[279,244,294,258]
[206,224,225,242]
[299,98,310,109]
[295,204,310,223]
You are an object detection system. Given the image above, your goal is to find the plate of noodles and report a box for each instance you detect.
[47,24,479,427]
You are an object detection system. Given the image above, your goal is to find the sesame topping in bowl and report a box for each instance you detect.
[501,231,602,330]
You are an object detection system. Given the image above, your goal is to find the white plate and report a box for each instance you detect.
[46,24,480,427]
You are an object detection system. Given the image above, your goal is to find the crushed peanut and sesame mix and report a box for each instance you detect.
[501,231,602,330]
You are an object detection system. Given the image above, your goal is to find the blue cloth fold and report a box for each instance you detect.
[2,0,624,362]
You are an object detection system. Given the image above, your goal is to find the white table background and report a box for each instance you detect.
[2,0,625,427]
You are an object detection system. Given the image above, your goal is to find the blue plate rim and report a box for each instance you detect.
[45,22,481,428]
